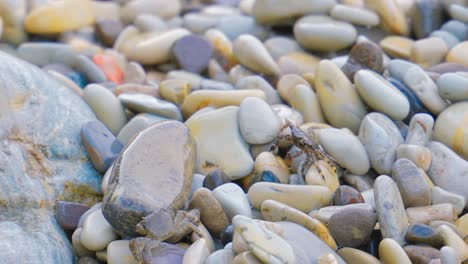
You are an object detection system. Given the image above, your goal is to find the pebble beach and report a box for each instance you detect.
[0,0,467,263]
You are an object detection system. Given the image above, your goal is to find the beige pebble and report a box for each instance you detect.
[107,240,138,264]
[437,225,468,262]
[287,84,325,123]
[233,34,280,76]
[330,4,380,27]
[379,238,412,264]
[80,210,118,252]
[159,79,191,106]
[446,41,468,67]
[365,0,409,35]
[254,152,290,184]
[182,239,211,264]
[410,37,448,68]
[396,144,432,171]
[337,247,381,264]
[406,204,458,224]
[380,36,414,59]
[232,251,262,264]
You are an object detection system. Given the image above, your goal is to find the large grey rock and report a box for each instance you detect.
[0,51,102,263]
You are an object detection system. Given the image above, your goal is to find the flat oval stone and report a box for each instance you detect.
[294,15,357,52]
[107,240,138,264]
[392,158,431,207]
[441,20,467,42]
[319,128,370,175]
[248,182,333,213]
[252,0,336,25]
[239,97,281,144]
[406,204,458,225]
[374,175,409,245]
[212,183,252,220]
[359,113,404,175]
[205,249,235,264]
[315,60,367,133]
[342,41,384,80]
[55,201,90,231]
[430,30,460,50]
[432,187,466,215]
[233,216,296,263]
[403,245,440,264]
[172,35,213,74]
[380,36,413,59]
[81,121,124,173]
[121,0,181,23]
[365,0,409,35]
[286,84,325,123]
[437,73,468,102]
[434,102,468,160]
[186,106,254,180]
[446,41,468,67]
[73,55,107,84]
[24,0,94,34]
[83,84,128,135]
[113,84,159,97]
[181,89,265,118]
[81,209,118,252]
[102,121,194,237]
[355,70,410,120]
[235,76,281,105]
[440,246,459,264]
[17,43,76,67]
[379,238,412,264]
[388,59,419,81]
[216,15,268,41]
[337,247,381,264]
[411,0,443,39]
[427,141,468,205]
[309,203,374,225]
[405,223,444,248]
[403,66,448,115]
[328,206,377,247]
[188,188,230,236]
[233,34,279,76]
[330,4,380,27]
[410,37,448,68]
[119,93,183,121]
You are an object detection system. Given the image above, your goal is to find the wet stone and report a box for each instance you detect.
[172,35,213,74]
[81,121,124,173]
[55,201,90,231]
[332,185,365,206]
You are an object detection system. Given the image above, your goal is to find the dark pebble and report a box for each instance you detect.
[95,19,124,47]
[172,35,213,73]
[220,224,234,245]
[342,41,384,80]
[411,0,443,39]
[203,169,231,191]
[405,223,444,248]
[403,245,441,264]
[55,201,90,230]
[332,185,365,206]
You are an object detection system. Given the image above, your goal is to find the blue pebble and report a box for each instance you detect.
[261,170,280,183]
[67,72,87,88]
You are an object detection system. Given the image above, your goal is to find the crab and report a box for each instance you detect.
[136,208,202,243]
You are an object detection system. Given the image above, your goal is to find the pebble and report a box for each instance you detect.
[337,247,381,264]
[355,70,410,120]
[72,228,94,258]
[216,15,268,41]
[181,89,265,118]
[119,93,183,121]
[392,158,432,207]
[284,84,325,123]
[380,36,414,59]
[212,183,252,219]
[186,106,254,180]
[182,239,211,264]
[434,102,468,160]
[80,209,118,252]
[379,238,412,264]
[252,0,336,25]
[188,188,230,237]
[388,59,419,81]
[55,201,90,231]
[343,172,375,192]
[440,246,459,264]
[342,41,384,80]
[239,97,281,144]
[406,204,458,224]
[432,187,466,215]
[406,113,434,146]
[232,251,262,264]
[235,76,281,105]
[205,249,235,264]
[446,41,468,67]
[121,0,181,23]
[403,245,441,264]
[233,215,296,263]
[102,121,194,237]
[81,121,123,173]
[24,0,94,34]
[278,52,320,82]
[172,35,213,74]
[405,223,444,248]
[203,170,231,190]
[330,4,380,27]
[456,213,468,237]
[427,141,468,204]
[411,0,443,39]
[332,186,365,206]
[264,36,303,60]
[113,83,159,97]
[430,30,460,50]
[396,144,432,171]
[92,54,124,84]
[359,113,403,175]
[328,205,377,247]
[95,20,124,47]
[440,20,467,42]
[159,79,192,105]
[449,4,468,23]
[107,240,138,264]
[73,55,107,84]
[437,73,468,102]
[410,37,448,68]
[315,60,367,133]
[248,182,333,213]
[130,238,186,263]
[294,15,357,52]
[117,113,167,146]
[83,84,128,135]
[403,66,448,115]
[233,34,279,76]
[254,152,290,184]
[437,225,468,262]
[17,43,76,67]
[374,175,409,245]
[365,0,409,35]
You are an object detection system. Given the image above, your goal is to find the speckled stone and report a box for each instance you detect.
[374,175,409,245]
[81,121,124,173]
[172,35,213,74]
[328,206,377,247]
[342,41,384,80]
[332,186,365,206]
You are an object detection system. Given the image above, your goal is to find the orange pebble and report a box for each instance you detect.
[92,54,123,84]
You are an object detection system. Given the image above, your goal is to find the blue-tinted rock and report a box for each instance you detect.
[203,169,230,191]
[0,51,102,263]
[81,121,124,173]
[411,0,443,39]
[68,71,88,88]
[172,35,213,74]
[55,201,90,230]
[261,170,280,183]
[388,78,431,123]
[440,20,467,41]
